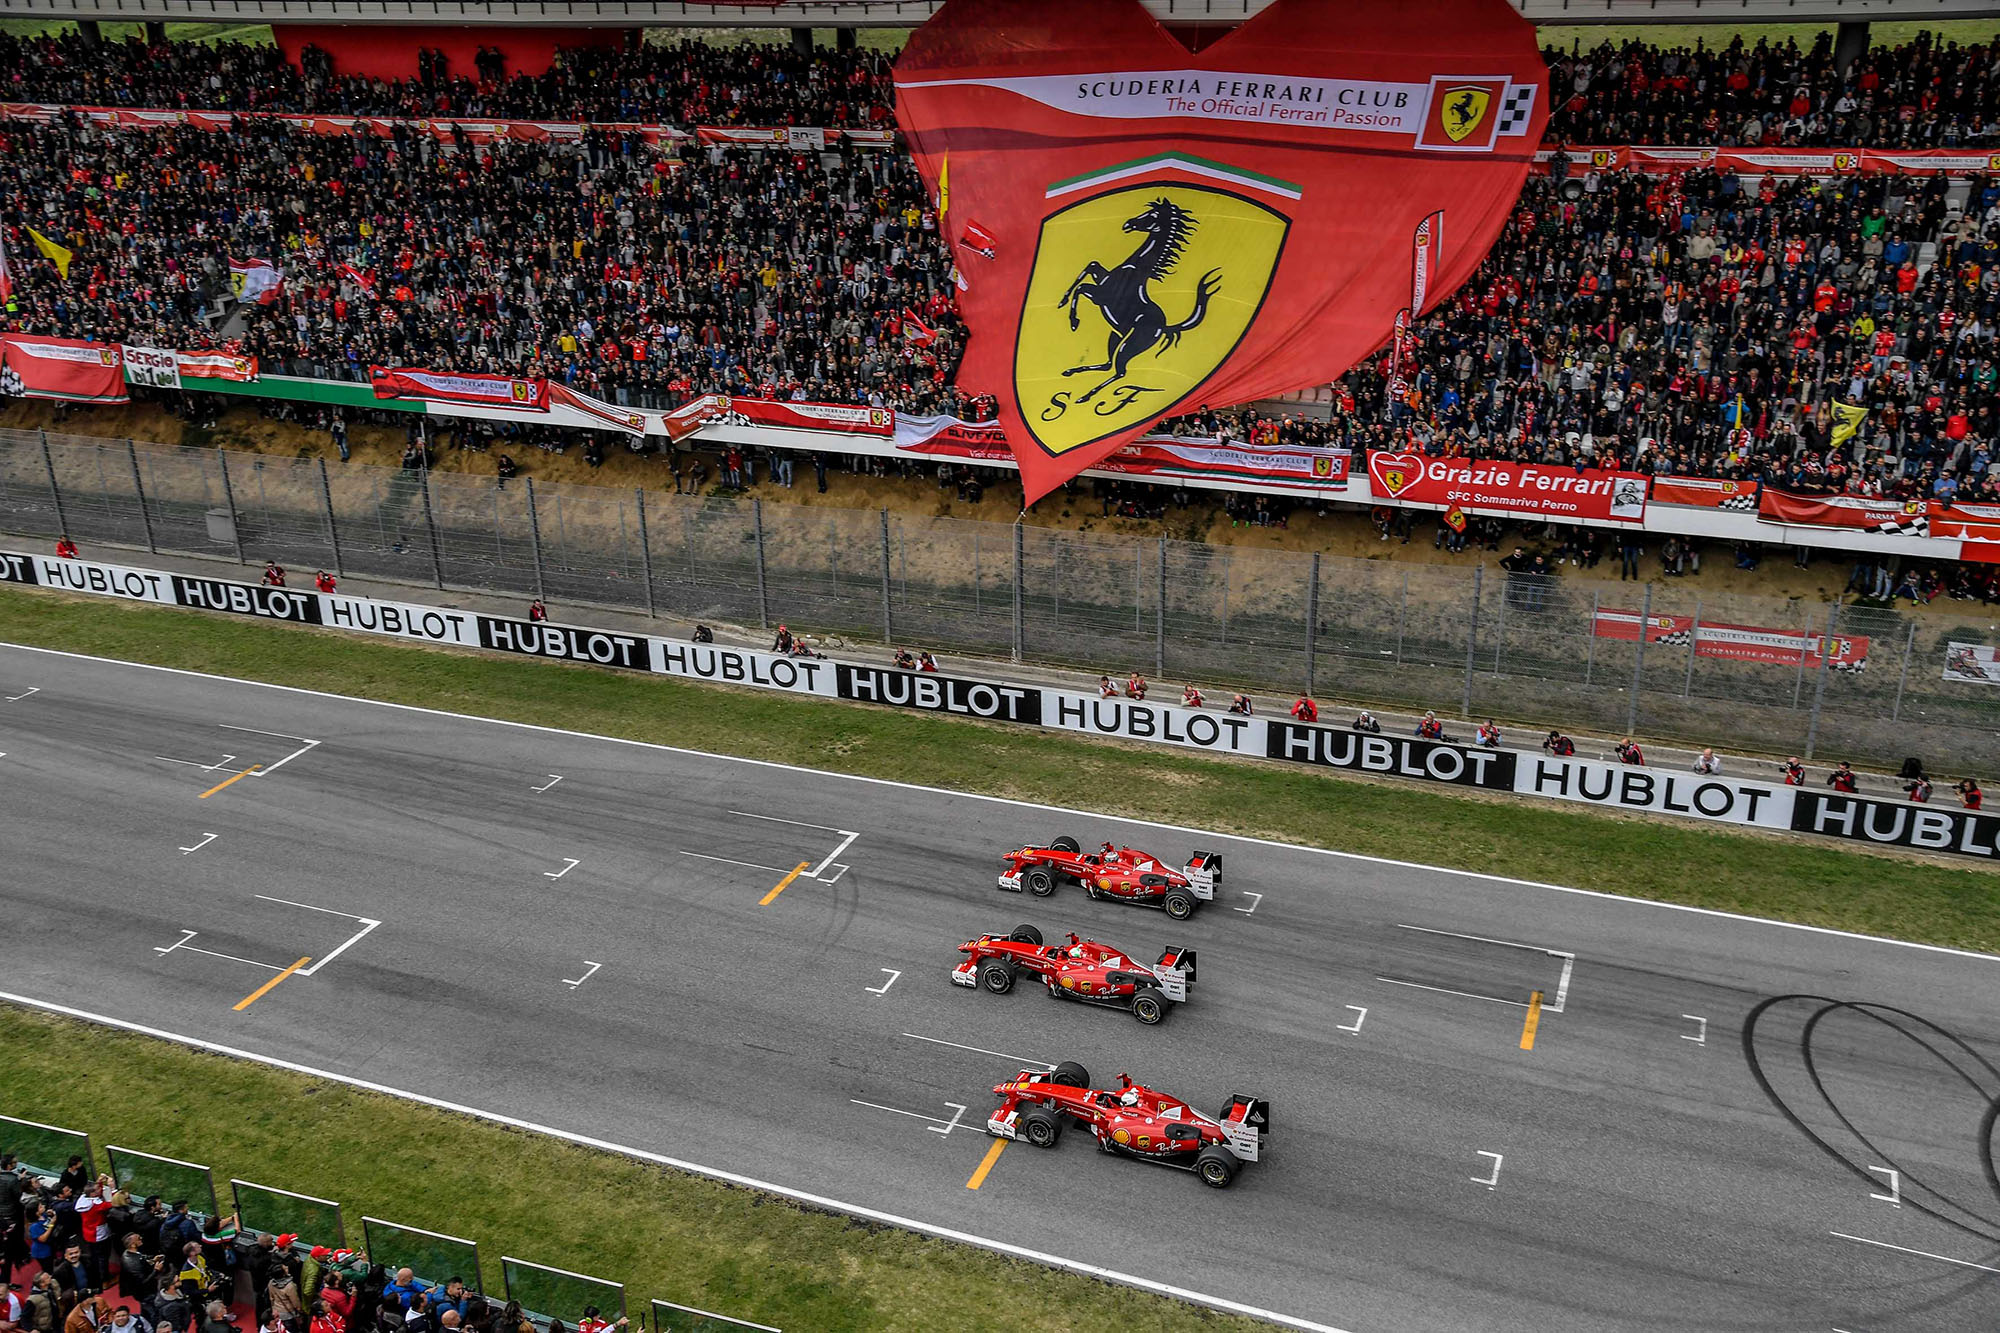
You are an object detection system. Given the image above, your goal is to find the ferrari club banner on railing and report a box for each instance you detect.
[1756,488,2000,545]
[1648,475,1759,510]
[895,415,1351,490]
[1594,607,1870,671]
[1538,144,2000,176]
[1366,451,1647,522]
[370,366,551,411]
[0,335,128,404]
[0,103,895,151]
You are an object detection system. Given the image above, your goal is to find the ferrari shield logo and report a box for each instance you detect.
[1439,86,1493,142]
[1015,182,1288,457]
[1380,466,1408,493]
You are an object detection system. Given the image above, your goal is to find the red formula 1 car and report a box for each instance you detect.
[986,1062,1269,1188]
[949,923,1195,1024]
[997,836,1221,921]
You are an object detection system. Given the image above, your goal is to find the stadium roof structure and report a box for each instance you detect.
[10,0,1999,26]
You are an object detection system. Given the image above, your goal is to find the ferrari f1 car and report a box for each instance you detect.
[949,923,1195,1024]
[986,1062,1269,1188]
[997,836,1221,920]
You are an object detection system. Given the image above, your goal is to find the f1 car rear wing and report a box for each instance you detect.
[1218,1093,1269,1162]
[1183,850,1222,899]
[1152,945,1197,1002]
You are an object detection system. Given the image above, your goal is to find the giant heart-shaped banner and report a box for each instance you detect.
[893,0,1547,504]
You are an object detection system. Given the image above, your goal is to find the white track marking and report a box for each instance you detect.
[544,858,581,880]
[1830,1232,2000,1275]
[5,686,39,701]
[1867,1166,1901,1208]
[1235,891,1264,915]
[1377,978,1531,1008]
[153,930,196,956]
[10,642,1995,968]
[156,754,241,772]
[729,811,845,833]
[1337,1006,1367,1034]
[562,962,602,989]
[818,863,851,885]
[807,830,859,879]
[1471,1151,1504,1190]
[178,833,216,855]
[217,725,319,775]
[248,897,381,978]
[867,969,901,996]
[677,850,790,874]
[929,1102,969,1136]
[850,1099,971,1135]
[902,1032,1054,1070]
[0,989,1358,1333]
[532,774,564,793]
[165,940,287,971]
[1395,924,1576,1013]
[1682,1015,1708,1045]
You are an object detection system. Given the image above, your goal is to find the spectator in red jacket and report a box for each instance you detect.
[1616,738,1645,765]
[313,570,336,593]
[54,536,78,560]
[1290,695,1318,723]
[1542,729,1575,756]
[1781,757,1805,785]
[1827,761,1859,792]
[262,561,286,588]
[1957,778,1983,809]
[527,599,548,622]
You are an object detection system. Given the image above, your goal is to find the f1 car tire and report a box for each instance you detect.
[1009,924,1044,945]
[1050,835,1081,853]
[1162,889,1196,920]
[1195,1146,1237,1188]
[981,960,1016,994]
[1130,987,1167,1025]
[1025,866,1056,897]
[1050,1060,1090,1088]
[1020,1108,1062,1148]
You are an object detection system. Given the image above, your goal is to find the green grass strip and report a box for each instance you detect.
[4,584,1996,952]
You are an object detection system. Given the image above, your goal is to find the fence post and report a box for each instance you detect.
[1681,597,1702,697]
[214,447,246,564]
[1461,563,1482,718]
[752,498,769,630]
[125,439,156,554]
[1889,618,1918,724]
[416,469,446,589]
[1155,537,1167,678]
[1626,581,1652,736]
[973,532,982,616]
[1803,601,1840,761]
[1583,589,1599,686]
[316,458,344,577]
[1305,552,1321,696]
[879,508,894,646]
[1492,578,1506,674]
[525,477,546,601]
[1393,571,1408,667]
[634,488,656,618]
[1011,519,1024,664]
[37,432,71,541]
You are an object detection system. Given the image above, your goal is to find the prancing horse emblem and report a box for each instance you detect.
[1057,198,1222,405]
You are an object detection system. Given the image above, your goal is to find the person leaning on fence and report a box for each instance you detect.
[574,1308,624,1333]
[1615,738,1646,766]
[1692,748,1722,776]
[1542,730,1575,756]
[1827,761,1859,793]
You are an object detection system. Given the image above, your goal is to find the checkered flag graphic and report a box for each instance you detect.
[0,362,21,398]
[1495,85,1537,137]
[1718,493,1756,511]
[1870,515,1930,537]
[1654,630,1692,647]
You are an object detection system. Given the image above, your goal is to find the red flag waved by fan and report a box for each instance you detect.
[894,0,1546,503]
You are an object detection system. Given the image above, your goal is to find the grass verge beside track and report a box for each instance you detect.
[4,583,1997,951]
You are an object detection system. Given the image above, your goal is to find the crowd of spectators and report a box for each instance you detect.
[1542,29,2000,149]
[0,32,894,129]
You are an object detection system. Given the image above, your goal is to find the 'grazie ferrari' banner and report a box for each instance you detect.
[1368,452,1646,522]
[370,366,550,411]
[0,335,128,403]
[893,0,1546,503]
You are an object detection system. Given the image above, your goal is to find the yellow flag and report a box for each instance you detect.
[1830,399,1868,449]
[937,154,950,224]
[28,227,72,280]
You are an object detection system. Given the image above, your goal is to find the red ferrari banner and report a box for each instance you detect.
[1757,488,2000,542]
[718,397,895,436]
[1594,608,1870,671]
[1539,144,2000,177]
[370,366,549,411]
[175,351,258,382]
[1649,475,1758,509]
[1367,452,1646,522]
[893,0,1546,503]
[894,414,1349,490]
[0,335,128,403]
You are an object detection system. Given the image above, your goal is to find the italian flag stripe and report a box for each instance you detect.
[1045,153,1303,200]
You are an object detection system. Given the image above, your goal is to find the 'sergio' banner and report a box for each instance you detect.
[1,335,128,403]
[1368,452,1647,522]
[893,0,1546,503]
[1593,608,1870,671]
[370,366,550,411]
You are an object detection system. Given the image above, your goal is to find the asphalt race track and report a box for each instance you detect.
[4,642,2000,1333]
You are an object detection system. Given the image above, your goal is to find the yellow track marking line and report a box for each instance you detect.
[1520,990,1543,1050]
[966,1138,1007,1190]
[198,763,261,798]
[759,861,811,907]
[233,957,310,1011]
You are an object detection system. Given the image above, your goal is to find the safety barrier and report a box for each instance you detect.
[3,545,1994,862]
[0,1113,93,1179]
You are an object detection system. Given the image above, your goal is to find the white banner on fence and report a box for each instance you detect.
[121,345,181,390]
[318,594,479,647]
[1942,641,2000,686]
[1043,689,1268,755]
